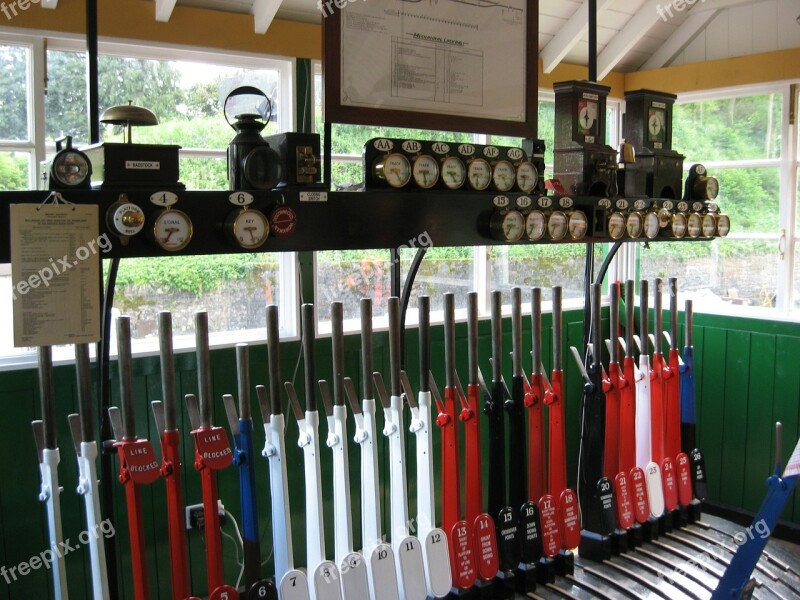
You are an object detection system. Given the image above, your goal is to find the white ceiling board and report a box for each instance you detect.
[596,0,665,79]
[777,0,800,49]
[704,8,730,60]
[752,1,779,54]
[540,0,583,20]
[729,4,754,56]
[641,9,721,69]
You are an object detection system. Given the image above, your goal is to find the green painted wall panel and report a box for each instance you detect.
[718,330,750,506]
[742,333,777,513]
[697,326,727,500]
[772,335,800,523]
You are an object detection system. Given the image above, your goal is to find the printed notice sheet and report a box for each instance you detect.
[10,203,101,347]
[340,0,526,121]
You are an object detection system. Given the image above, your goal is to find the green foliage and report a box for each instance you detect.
[114,253,278,295]
[674,94,782,163]
[0,153,29,191]
[45,51,185,143]
[0,46,28,141]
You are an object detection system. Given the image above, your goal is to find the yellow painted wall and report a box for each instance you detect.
[4,0,321,59]
[624,48,800,94]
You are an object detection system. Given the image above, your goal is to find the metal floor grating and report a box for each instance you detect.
[515,514,800,600]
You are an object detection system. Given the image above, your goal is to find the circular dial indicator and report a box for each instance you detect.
[492,160,516,192]
[716,214,731,237]
[490,210,525,242]
[441,156,466,189]
[152,209,193,252]
[227,209,269,249]
[467,158,492,191]
[608,212,626,240]
[526,210,546,241]
[687,213,702,238]
[568,211,588,240]
[548,211,568,241]
[515,161,538,193]
[702,213,717,237]
[626,212,644,238]
[693,175,719,200]
[373,153,411,188]
[670,213,687,238]
[412,155,440,189]
[644,211,660,239]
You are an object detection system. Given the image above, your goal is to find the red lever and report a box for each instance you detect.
[440,386,460,534]
[547,370,566,499]
[464,384,483,524]
[115,438,161,600]
[528,373,546,503]
[619,356,637,474]
[650,354,667,464]
[665,348,682,461]
[192,426,238,599]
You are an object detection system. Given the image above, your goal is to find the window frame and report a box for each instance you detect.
[0,32,301,367]
[632,81,800,319]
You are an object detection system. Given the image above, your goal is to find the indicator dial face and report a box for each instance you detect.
[648,107,666,143]
[716,214,730,237]
[578,100,598,136]
[52,150,91,187]
[701,213,717,237]
[548,211,568,240]
[626,212,643,238]
[490,210,525,242]
[152,209,193,251]
[693,175,719,200]
[687,213,702,238]
[568,211,588,240]
[644,211,660,239]
[608,212,626,240]
[374,153,411,188]
[412,155,439,189]
[441,156,466,189]
[228,209,269,249]
[671,213,687,238]
[492,160,516,192]
[516,161,538,193]
[501,211,525,242]
[467,158,492,191]
[526,210,546,241]
[108,202,145,237]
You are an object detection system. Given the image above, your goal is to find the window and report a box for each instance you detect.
[0,35,298,366]
[312,67,621,328]
[637,86,798,317]
[0,41,36,190]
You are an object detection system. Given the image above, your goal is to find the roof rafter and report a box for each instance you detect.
[596,0,663,80]
[254,0,283,34]
[540,0,617,74]
[155,0,178,22]
[641,9,721,70]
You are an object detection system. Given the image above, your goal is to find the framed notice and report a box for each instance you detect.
[323,0,538,138]
[10,202,102,347]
